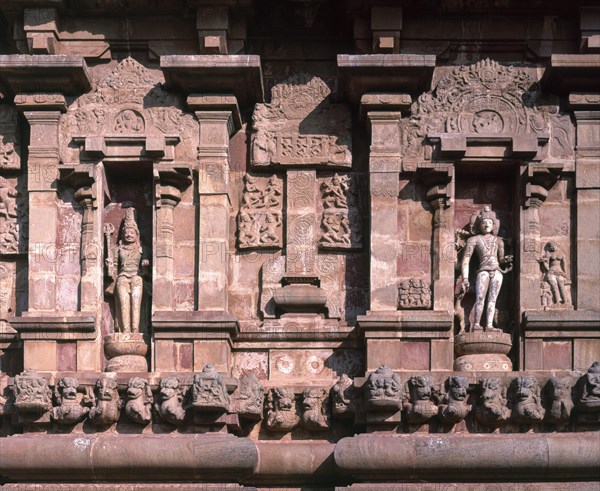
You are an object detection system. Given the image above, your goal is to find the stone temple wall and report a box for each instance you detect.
[0,1,598,489]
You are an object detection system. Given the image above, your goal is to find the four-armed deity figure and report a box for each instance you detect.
[105,208,149,334]
[460,206,513,331]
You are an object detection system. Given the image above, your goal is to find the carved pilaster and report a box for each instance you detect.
[153,167,192,311]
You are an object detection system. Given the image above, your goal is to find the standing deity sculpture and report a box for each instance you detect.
[105,208,149,334]
[460,206,513,331]
[538,241,571,308]
[103,207,150,372]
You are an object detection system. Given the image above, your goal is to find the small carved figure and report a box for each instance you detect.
[12,370,52,414]
[238,212,260,247]
[0,177,17,219]
[538,242,570,307]
[320,213,350,246]
[302,388,330,431]
[189,364,230,412]
[259,213,281,245]
[322,173,349,209]
[266,387,299,431]
[365,366,401,409]
[241,174,263,209]
[232,373,265,421]
[546,377,574,424]
[331,374,355,417]
[512,376,545,423]
[460,207,513,331]
[403,375,438,425]
[577,362,600,412]
[88,377,122,426]
[438,376,471,425]
[540,282,553,308]
[155,377,186,426]
[398,278,432,309]
[105,208,149,333]
[125,377,153,424]
[52,377,90,425]
[262,175,282,208]
[475,377,510,426]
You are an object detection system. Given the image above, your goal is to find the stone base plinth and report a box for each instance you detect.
[454,330,512,371]
[104,333,148,372]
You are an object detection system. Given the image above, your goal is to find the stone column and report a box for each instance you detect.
[366,110,402,311]
[15,93,65,371]
[571,94,600,311]
[153,167,192,311]
[423,165,455,313]
[188,95,239,312]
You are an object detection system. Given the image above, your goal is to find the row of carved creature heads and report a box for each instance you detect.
[363,364,600,430]
[3,362,599,433]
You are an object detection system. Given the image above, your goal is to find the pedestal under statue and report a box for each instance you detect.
[455,206,513,371]
[103,208,149,372]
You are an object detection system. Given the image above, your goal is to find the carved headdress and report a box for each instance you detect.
[122,208,140,235]
[470,206,500,236]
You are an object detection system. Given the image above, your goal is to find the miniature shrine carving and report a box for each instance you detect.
[188,365,230,412]
[365,366,402,410]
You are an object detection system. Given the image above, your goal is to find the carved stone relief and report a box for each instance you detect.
[398,277,432,309]
[403,375,438,425]
[0,106,21,171]
[12,370,52,416]
[59,57,198,163]
[331,374,355,418]
[475,377,510,428]
[511,376,545,424]
[319,173,362,250]
[402,59,574,163]
[437,376,471,425]
[231,373,265,421]
[52,377,90,425]
[365,365,402,410]
[301,387,330,431]
[266,387,299,431]
[0,262,15,331]
[252,73,351,168]
[188,364,230,413]
[237,174,283,249]
[538,241,572,309]
[0,176,26,255]
[88,376,122,426]
[155,377,185,426]
[125,377,153,424]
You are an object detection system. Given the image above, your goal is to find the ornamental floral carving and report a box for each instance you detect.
[237,174,283,249]
[252,73,351,168]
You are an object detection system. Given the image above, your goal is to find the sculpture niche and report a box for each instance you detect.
[104,208,150,372]
[455,206,513,372]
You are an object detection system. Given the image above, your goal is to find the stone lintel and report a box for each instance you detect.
[160,55,264,110]
[334,432,600,481]
[10,313,96,340]
[152,310,239,338]
[336,54,436,105]
[541,54,600,94]
[427,133,549,159]
[0,55,91,96]
[357,310,453,333]
[523,309,600,332]
[74,135,180,161]
[569,92,600,109]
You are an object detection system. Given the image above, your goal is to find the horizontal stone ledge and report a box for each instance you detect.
[0,434,258,482]
[334,432,600,481]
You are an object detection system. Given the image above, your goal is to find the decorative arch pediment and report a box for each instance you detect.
[401,59,575,164]
[59,57,198,163]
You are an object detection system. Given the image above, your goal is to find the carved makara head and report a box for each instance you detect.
[480,377,502,402]
[447,376,469,401]
[409,375,432,401]
[159,377,181,401]
[127,378,148,400]
[96,377,118,401]
[302,388,326,411]
[273,387,295,410]
[57,377,79,401]
[549,377,572,401]
[585,362,600,397]
[516,376,537,401]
